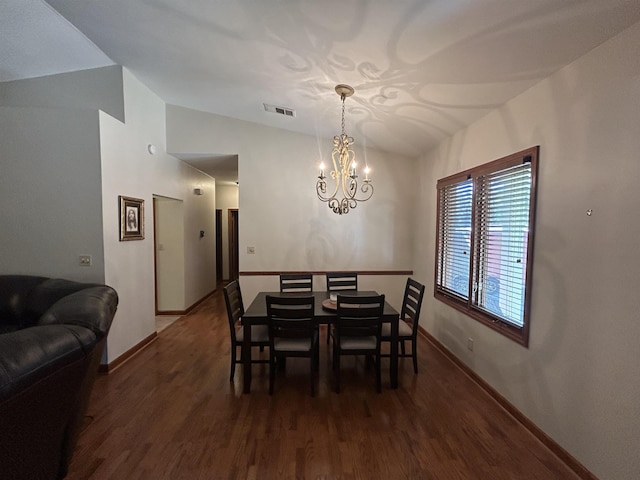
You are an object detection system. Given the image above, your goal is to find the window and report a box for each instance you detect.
[435,147,539,346]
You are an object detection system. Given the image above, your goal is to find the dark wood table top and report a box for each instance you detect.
[243,291,399,323]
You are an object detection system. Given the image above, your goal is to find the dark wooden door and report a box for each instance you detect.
[215,209,222,283]
[228,209,239,281]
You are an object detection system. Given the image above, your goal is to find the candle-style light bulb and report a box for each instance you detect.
[364,166,370,181]
[351,161,357,177]
[319,162,325,177]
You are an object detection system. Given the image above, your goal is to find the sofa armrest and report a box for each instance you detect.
[0,325,96,403]
[0,325,97,480]
[37,286,118,340]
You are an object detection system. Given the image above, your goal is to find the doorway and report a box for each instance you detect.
[153,195,185,315]
[216,209,223,284]
[228,209,239,281]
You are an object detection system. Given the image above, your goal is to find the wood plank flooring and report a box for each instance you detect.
[66,287,580,480]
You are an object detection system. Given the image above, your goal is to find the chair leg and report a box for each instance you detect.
[269,355,276,395]
[365,354,372,370]
[326,325,331,344]
[375,355,382,393]
[412,338,418,374]
[310,358,316,397]
[401,340,406,356]
[278,356,286,372]
[230,345,237,382]
[335,354,341,393]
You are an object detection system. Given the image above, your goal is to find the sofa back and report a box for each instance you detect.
[0,276,110,332]
[0,275,48,331]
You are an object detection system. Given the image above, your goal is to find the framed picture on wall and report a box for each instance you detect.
[119,196,145,241]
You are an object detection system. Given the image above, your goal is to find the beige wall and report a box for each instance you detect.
[414,21,640,480]
[100,68,216,361]
[166,105,417,308]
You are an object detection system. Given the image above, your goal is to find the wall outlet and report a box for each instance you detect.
[467,338,474,351]
[246,246,255,254]
[79,255,92,266]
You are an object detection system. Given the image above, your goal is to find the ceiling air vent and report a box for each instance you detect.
[264,103,296,117]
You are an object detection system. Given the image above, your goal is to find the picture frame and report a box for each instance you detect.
[119,196,145,241]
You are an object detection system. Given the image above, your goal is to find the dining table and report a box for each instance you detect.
[241,290,400,394]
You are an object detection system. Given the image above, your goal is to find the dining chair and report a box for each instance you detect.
[325,272,358,344]
[279,273,313,293]
[223,280,269,382]
[332,294,385,393]
[381,278,425,374]
[326,272,358,292]
[266,295,319,396]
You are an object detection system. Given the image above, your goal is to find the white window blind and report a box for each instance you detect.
[436,179,472,299]
[434,147,538,346]
[472,161,532,327]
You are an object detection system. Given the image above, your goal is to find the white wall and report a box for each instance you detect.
[167,105,417,308]
[0,66,125,281]
[0,106,104,282]
[215,184,239,281]
[0,65,125,122]
[100,69,217,362]
[414,22,640,480]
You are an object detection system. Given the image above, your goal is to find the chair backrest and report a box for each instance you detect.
[401,278,426,334]
[223,280,244,342]
[279,273,313,293]
[326,272,358,292]
[266,295,315,343]
[335,294,385,340]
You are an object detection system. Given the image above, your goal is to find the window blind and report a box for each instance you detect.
[472,161,532,327]
[436,178,473,299]
[434,146,538,346]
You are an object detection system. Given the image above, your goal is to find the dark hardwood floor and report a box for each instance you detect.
[67,287,579,480]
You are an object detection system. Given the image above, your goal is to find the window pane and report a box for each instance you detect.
[437,179,473,298]
[473,162,532,327]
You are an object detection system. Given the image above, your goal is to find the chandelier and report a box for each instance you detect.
[316,84,373,215]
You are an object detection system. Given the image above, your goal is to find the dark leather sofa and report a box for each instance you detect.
[0,275,118,480]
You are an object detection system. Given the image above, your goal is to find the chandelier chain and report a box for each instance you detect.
[341,94,346,136]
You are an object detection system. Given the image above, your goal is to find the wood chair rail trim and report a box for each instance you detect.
[241,270,413,276]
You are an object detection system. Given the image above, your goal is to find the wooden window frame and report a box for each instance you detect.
[434,147,539,347]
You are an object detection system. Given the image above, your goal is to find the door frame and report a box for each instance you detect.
[228,209,239,281]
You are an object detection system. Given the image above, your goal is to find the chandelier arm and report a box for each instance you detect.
[316,178,339,202]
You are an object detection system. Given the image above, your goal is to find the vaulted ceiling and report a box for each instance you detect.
[4,0,640,182]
